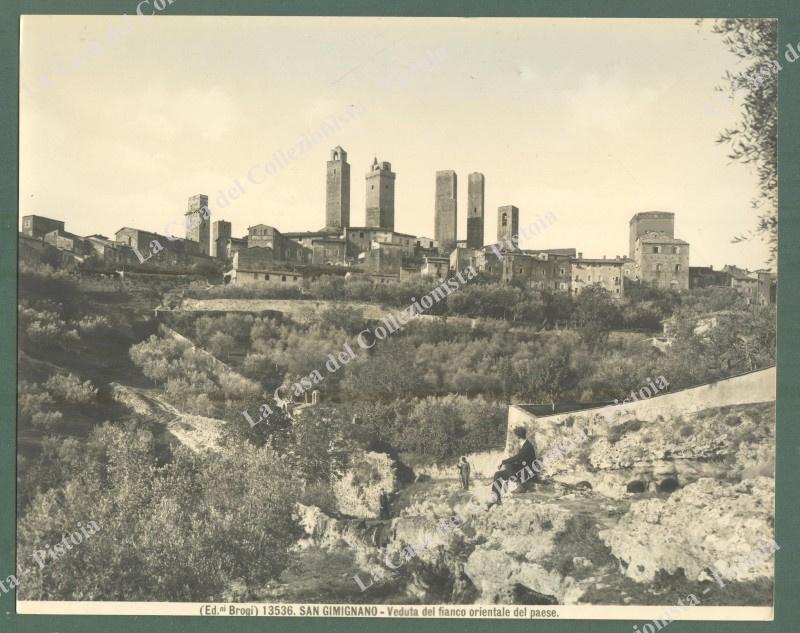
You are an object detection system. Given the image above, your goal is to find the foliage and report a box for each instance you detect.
[707,18,778,260]
[18,381,63,430]
[43,373,98,404]
[17,424,301,601]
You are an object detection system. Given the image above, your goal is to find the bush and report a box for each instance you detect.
[17,424,301,601]
[44,373,97,404]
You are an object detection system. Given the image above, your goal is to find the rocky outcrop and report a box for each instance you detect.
[600,476,775,583]
[547,402,775,498]
[333,450,398,519]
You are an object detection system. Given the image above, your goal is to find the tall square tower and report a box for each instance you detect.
[628,211,675,258]
[185,194,211,255]
[366,158,396,231]
[434,170,458,253]
[466,172,485,249]
[497,205,519,246]
[326,146,350,231]
[211,220,231,259]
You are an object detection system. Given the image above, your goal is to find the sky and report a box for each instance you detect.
[19,16,774,269]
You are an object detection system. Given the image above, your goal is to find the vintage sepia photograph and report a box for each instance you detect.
[15,14,778,621]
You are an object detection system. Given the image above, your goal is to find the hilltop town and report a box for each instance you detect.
[19,145,775,304]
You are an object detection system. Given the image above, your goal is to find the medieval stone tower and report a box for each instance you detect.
[497,205,519,246]
[434,170,458,253]
[211,219,231,258]
[185,194,211,255]
[467,172,485,249]
[326,146,350,231]
[366,157,396,231]
[628,211,675,258]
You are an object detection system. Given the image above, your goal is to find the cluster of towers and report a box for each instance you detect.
[433,171,488,252]
[324,146,519,255]
[325,147,397,233]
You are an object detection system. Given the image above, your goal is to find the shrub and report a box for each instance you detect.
[44,373,97,404]
[17,425,301,601]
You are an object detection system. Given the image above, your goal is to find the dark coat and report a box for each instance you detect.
[501,439,536,474]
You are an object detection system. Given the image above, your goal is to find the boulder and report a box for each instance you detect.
[600,477,775,583]
[333,450,398,519]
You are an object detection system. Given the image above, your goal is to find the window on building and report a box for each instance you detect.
[614,276,619,283]
[653,246,661,254]
[265,274,270,280]
[281,275,287,282]
[656,264,662,272]
[616,288,620,294]
[560,268,565,274]
[675,264,681,273]
[501,213,508,227]
[673,246,680,254]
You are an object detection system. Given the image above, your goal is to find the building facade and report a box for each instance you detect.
[21,215,65,239]
[571,257,628,298]
[633,234,690,289]
[629,211,675,258]
[500,251,571,291]
[689,266,732,289]
[365,158,396,231]
[497,205,520,247]
[434,170,458,253]
[466,172,485,249]
[185,194,211,255]
[326,146,350,231]
[211,220,232,259]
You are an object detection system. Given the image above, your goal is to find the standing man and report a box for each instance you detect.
[457,456,471,490]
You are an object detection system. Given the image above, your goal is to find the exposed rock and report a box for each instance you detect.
[600,477,775,583]
[333,450,398,519]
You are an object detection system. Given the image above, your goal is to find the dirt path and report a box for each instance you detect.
[109,382,225,453]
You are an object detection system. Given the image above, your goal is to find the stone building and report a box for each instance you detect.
[467,172,485,249]
[421,255,450,280]
[211,220,232,259]
[629,212,689,290]
[724,265,758,304]
[629,211,675,259]
[310,237,347,266]
[362,241,403,275]
[450,246,481,275]
[689,265,732,289]
[755,270,777,306]
[326,146,350,231]
[633,234,690,289]
[497,205,520,247]
[247,224,282,254]
[185,194,211,255]
[434,170,457,253]
[499,251,571,291]
[343,227,417,259]
[365,157,396,231]
[43,229,93,257]
[571,256,631,298]
[21,214,65,239]
[115,227,198,254]
[229,248,304,286]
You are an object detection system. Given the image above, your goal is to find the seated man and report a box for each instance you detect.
[489,426,539,505]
